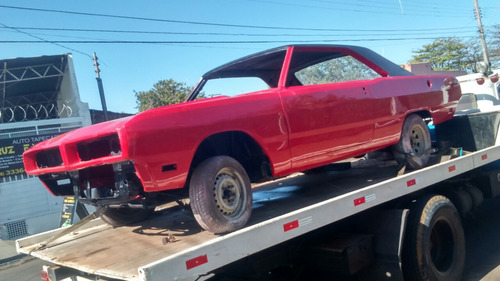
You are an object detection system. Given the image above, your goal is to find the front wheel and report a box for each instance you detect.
[394,114,431,169]
[189,156,252,234]
[402,195,465,281]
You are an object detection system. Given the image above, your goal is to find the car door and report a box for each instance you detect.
[279,48,377,169]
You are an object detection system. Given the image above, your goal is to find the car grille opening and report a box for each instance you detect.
[77,134,122,161]
[36,148,63,168]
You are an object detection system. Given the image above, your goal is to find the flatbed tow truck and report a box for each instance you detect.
[16,111,500,281]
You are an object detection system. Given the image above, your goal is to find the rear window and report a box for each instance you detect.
[295,55,381,86]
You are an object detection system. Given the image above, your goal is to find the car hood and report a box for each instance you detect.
[30,116,134,149]
[29,96,228,152]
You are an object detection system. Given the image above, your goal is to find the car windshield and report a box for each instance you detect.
[187,47,287,101]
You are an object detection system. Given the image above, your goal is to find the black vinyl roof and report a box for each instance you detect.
[202,45,412,87]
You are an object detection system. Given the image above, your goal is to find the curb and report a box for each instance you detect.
[0,254,25,264]
[0,254,36,271]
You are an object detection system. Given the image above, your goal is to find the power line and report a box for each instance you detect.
[0,4,472,32]
[0,27,478,46]
[0,4,350,31]
[0,25,478,36]
[244,0,471,17]
[0,36,478,44]
[311,0,476,13]
[0,22,92,59]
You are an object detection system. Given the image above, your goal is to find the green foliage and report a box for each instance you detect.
[490,25,500,69]
[410,37,477,72]
[134,79,192,112]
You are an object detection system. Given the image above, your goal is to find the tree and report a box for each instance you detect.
[410,37,478,72]
[490,24,500,69]
[135,79,192,112]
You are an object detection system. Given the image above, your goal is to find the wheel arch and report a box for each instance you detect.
[190,131,272,183]
[407,109,432,122]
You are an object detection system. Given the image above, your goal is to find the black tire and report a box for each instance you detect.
[100,207,154,226]
[394,114,431,169]
[403,195,465,281]
[189,156,252,234]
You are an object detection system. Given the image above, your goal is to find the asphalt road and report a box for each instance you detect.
[1,198,500,281]
[461,197,500,280]
[0,258,47,281]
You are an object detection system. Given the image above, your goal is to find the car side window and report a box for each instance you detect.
[200,77,270,98]
[294,55,381,86]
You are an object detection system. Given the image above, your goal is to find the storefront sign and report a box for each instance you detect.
[0,134,58,178]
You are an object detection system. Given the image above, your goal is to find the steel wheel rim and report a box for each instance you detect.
[410,124,426,156]
[214,169,244,217]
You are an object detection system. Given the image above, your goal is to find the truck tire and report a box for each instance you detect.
[403,195,465,281]
[189,156,252,233]
[394,114,431,169]
[100,207,154,226]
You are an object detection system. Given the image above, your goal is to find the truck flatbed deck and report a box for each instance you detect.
[17,144,500,281]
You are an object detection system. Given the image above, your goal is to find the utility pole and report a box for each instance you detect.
[93,52,109,122]
[473,0,490,67]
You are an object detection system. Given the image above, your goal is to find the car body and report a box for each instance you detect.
[23,45,461,233]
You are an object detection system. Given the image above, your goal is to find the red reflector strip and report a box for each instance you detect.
[448,165,456,172]
[354,194,376,206]
[186,255,208,270]
[41,270,49,281]
[407,179,416,187]
[283,220,299,232]
[354,197,366,206]
[482,154,488,160]
[283,217,313,232]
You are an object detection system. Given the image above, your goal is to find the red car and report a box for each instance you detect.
[23,45,461,233]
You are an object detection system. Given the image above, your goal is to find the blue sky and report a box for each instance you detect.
[0,0,498,114]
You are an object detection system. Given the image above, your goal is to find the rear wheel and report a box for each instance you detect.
[403,195,465,281]
[189,156,252,233]
[394,114,431,169]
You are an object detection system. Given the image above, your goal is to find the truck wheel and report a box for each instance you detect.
[189,156,252,233]
[394,114,431,169]
[403,195,465,281]
[100,207,154,226]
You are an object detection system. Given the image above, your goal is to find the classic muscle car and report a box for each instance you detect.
[23,45,461,233]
